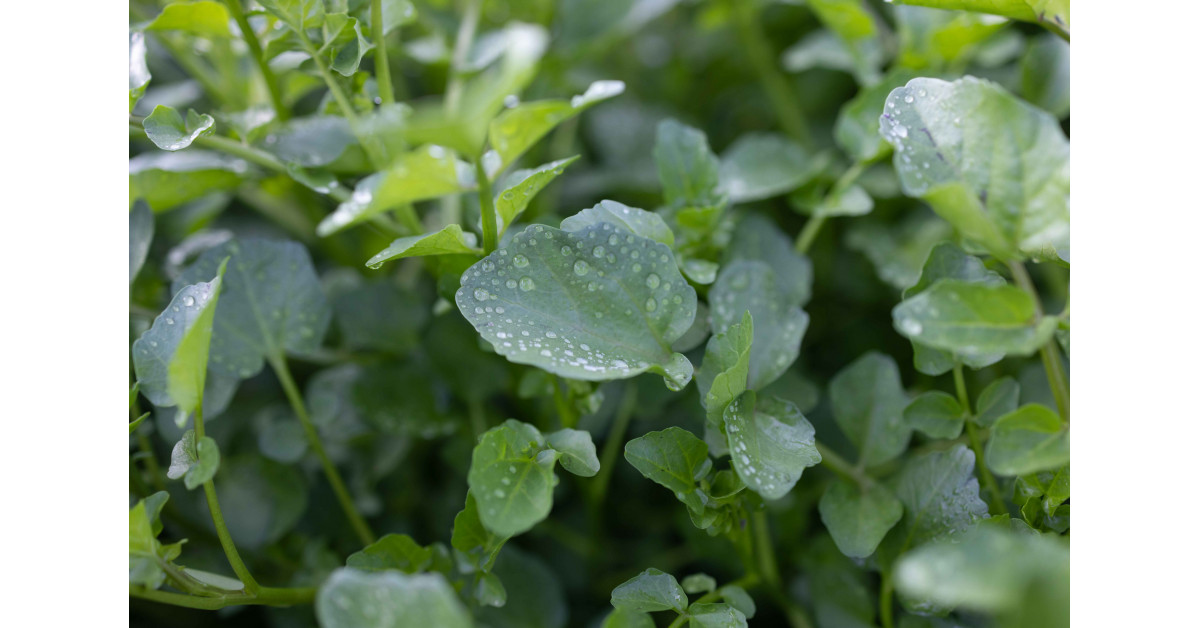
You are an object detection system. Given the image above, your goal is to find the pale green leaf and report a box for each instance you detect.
[709,261,809,390]
[467,420,556,537]
[258,0,325,31]
[495,156,580,234]
[602,609,656,628]
[829,352,911,466]
[974,376,1020,427]
[489,80,624,167]
[904,391,965,439]
[808,0,885,84]
[681,574,717,595]
[894,6,1010,70]
[624,427,710,497]
[718,133,823,203]
[811,184,874,218]
[346,534,433,574]
[696,311,753,442]
[129,150,246,212]
[318,145,465,236]
[455,222,697,389]
[1020,33,1070,118]
[1026,0,1069,32]
[654,119,724,209]
[146,1,231,38]
[185,436,220,489]
[880,77,1070,261]
[688,603,747,628]
[129,412,150,434]
[835,69,919,162]
[130,32,151,112]
[723,392,821,500]
[451,493,507,571]
[986,404,1069,476]
[611,568,688,613]
[129,200,154,283]
[560,200,675,247]
[129,492,182,588]
[265,115,355,167]
[143,105,215,151]
[174,239,331,379]
[893,444,989,545]
[167,430,197,480]
[133,260,226,420]
[723,213,812,307]
[546,428,600,477]
[365,225,481,269]
[322,13,373,76]
[819,478,904,558]
[316,568,473,628]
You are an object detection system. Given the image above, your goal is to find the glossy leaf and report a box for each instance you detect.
[975,376,1020,427]
[129,492,182,588]
[467,420,557,537]
[893,280,1058,361]
[546,428,601,477]
[723,392,821,500]
[835,69,919,162]
[880,77,1070,261]
[986,404,1069,476]
[494,156,580,234]
[696,312,753,443]
[129,32,151,112]
[365,225,481,269]
[829,352,911,466]
[316,568,472,628]
[655,119,724,209]
[265,116,355,167]
[709,261,809,390]
[455,222,697,389]
[611,568,687,613]
[146,1,231,38]
[904,391,966,439]
[346,534,433,574]
[489,80,625,168]
[893,444,989,545]
[819,479,904,558]
[142,105,215,151]
[129,200,154,283]
[688,603,747,628]
[718,133,823,203]
[624,427,710,497]
[128,150,245,212]
[560,200,675,247]
[174,239,331,379]
[318,145,464,236]
[133,260,226,422]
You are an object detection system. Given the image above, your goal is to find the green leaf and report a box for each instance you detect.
[129,200,154,284]
[265,115,356,167]
[451,493,508,571]
[546,428,600,477]
[723,392,821,500]
[129,32,151,112]
[904,391,966,439]
[624,427,710,498]
[488,80,624,168]
[654,119,725,209]
[718,133,823,203]
[142,105,215,151]
[1020,33,1070,118]
[845,211,953,291]
[893,280,1058,361]
[893,444,989,545]
[214,455,308,549]
[174,238,331,379]
[696,311,753,444]
[368,0,416,34]
[986,404,1069,476]
[724,213,813,307]
[810,184,874,218]
[365,225,481,269]
[880,77,1070,261]
[611,568,688,613]
[346,534,433,574]
[258,0,325,31]
[602,609,656,628]
[455,222,697,389]
[894,6,1010,70]
[1026,0,1069,33]
[129,492,183,588]
[129,151,245,212]
[185,436,220,489]
[681,574,717,595]
[560,200,675,247]
[133,260,227,421]
[477,549,568,628]
[709,261,809,390]
[894,523,1068,627]
[807,0,885,84]
[818,478,904,558]
[829,352,912,466]
[688,603,748,628]
[975,376,1020,427]
[318,145,465,236]
[467,420,557,537]
[320,13,373,76]
[327,273,429,353]
[494,156,580,235]
[129,412,150,434]
[167,430,197,480]
[718,586,756,619]
[146,1,231,38]
[835,69,919,162]
[316,568,473,628]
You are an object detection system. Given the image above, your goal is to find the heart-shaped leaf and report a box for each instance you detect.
[818,479,904,558]
[723,392,821,500]
[456,221,697,389]
[829,351,911,466]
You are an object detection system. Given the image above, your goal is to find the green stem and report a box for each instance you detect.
[476,159,499,253]
[270,355,377,546]
[795,161,867,254]
[551,379,579,429]
[151,33,233,109]
[224,0,289,121]
[468,397,487,437]
[751,511,814,628]
[1008,262,1070,422]
[130,584,315,610]
[193,403,261,593]
[439,0,481,227]
[294,30,388,168]
[731,0,813,147]
[370,0,395,106]
[815,440,870,487]
[879,571,895,628]
[954,364,1007,516]
[590,384,638,507]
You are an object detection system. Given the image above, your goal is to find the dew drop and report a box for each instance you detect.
[645,297,657,312]
[481,260,495,272]
[165,318,175,325]
[904,94,914,103]
[592,245,605,258]
[474,288,490,301]
[561,246,572,256]
[512,254,529,268]
[645,273,661,289]
[182,296,195,307]
[574,260,590,276]
[505,279,517,289]
[519,277,536,291]
[502,191,514,200]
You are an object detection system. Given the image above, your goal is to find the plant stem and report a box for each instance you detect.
[590,384,638,507]
[879,571,895,628]
[751,511,814,628]
[551,379,578,428]
[954,364,1007,516]
[270,354,377,546]
[224,0,289,121]
[815,440,870,487]
[1007,262,1070,422]
[731,0,812,148]
[294,31,388,168]
[795,161,867,254]
[445,0,481,113]
[193,402,261,593]
[476,159,499,253]
[130,584,315,610]
[370,0,396,106]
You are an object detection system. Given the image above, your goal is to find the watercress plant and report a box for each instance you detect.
[129,1,1069,626]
